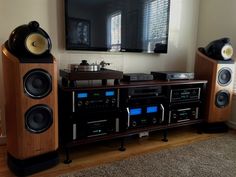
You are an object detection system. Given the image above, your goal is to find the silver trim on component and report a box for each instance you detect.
[177,108,191,111]
[168,111,171,124]
[73,123,77,140]
[127,107,130,127]
[177,119,190,122]
[116,118,119,132]
[87,119,107,124]
[197,88,201,100]
[170,90,173,102]
[117,89,120,108]
[196,107,199,119]
[72,91,75,113]
[160,104,165,122]
[87,133,107,138]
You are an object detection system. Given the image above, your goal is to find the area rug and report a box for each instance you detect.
[59,133,236,177]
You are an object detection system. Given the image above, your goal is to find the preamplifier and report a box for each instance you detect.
[74,89,118,111]
[59,88,120,142]
[169,87,201,103]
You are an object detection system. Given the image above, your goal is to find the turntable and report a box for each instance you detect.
[60,60,123,87]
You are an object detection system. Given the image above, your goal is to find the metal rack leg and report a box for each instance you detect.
[64,147,72,164]
[162,129,168,142]
[118,138,126,151]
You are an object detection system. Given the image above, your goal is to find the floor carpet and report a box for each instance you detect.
[59,133,236,177]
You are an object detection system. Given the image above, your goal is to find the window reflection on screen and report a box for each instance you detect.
[143,0,169,53]
[109,12,121,51]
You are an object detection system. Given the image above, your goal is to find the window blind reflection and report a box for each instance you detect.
[110,12,121,51]
[143,0,169,53]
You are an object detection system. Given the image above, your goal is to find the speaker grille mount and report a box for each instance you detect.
[215,90,230,108]
[25,104,53,133]
[24,69,52,98]
[218,68,232,86]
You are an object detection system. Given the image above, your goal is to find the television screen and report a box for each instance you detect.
[65,0,170,53]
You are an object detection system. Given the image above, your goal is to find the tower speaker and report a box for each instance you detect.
[2,46,58,159]
[1,21,58,176]
[194,48,235,123]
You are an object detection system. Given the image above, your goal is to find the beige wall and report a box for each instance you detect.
[0,0,200,122]
[197,0,236,128]
[197,0,236,49]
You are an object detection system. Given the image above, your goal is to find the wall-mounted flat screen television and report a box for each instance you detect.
[65,0,170,53]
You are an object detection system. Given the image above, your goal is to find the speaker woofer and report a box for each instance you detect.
[24,69,52,98]
[215,90,230,108]
[25,104,53,133]
[218,68,232,86]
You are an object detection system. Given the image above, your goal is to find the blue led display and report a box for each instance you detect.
[77,93,88,98]
[105,91,115,96]
[130,108,142,116]
[146,106,158,113]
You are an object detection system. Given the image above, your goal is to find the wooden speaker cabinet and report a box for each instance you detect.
[2,45,58,160]
[195,48,235,123]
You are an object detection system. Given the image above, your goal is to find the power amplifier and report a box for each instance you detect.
[120,86,166,129]
[167,102,201,124]
[126,105,165,128]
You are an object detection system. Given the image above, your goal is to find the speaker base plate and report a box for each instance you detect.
[202,122,229,133]
[7,151,59,176]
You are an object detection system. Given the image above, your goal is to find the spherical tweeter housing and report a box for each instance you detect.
[25,104,53,133]
[23,69,52,99]
[8,21,51,57]
[204,37,233,60]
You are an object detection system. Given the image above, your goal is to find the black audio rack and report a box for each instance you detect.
[58,79,207,163]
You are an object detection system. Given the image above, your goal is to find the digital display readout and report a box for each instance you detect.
[146,106,158,113]
[77,93,88,98]
[130,108,142,116]
[105,91,115,96]
[93,93,100,97]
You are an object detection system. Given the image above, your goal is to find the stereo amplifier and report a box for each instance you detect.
[168,102,201,124]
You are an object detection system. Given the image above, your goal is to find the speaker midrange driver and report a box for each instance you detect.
[23,69,52,98]
[217,67,232,86]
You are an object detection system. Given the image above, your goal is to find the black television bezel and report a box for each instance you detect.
[64,0,171,53]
